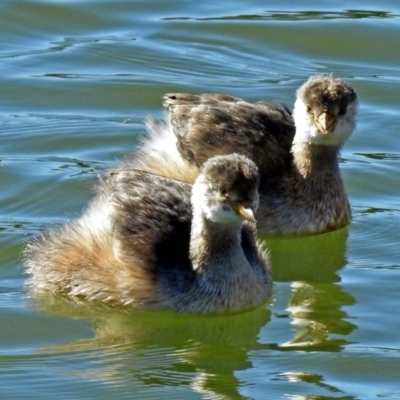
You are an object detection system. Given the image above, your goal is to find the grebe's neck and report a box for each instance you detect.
[189,210,243,274]
[291,141,342,178]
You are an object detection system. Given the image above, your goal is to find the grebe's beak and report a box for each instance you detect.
[314,112,338,134]
[230,201,257,223]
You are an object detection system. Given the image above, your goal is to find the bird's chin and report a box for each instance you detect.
[297,126,352,146]
[206,206,244,224]
[309,133,345,146]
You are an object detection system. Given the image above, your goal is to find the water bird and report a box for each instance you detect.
[128,74,358,235]
[24,154,272,313]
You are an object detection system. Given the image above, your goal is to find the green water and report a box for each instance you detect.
[1,1,399,399]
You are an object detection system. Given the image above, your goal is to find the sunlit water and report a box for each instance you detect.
[1,1,399,399]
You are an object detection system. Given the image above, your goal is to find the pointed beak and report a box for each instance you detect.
[314,112,338,134]
[230,201,257,223]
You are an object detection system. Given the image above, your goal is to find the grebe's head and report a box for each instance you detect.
[293,75,358,146]
[192,154,260,224]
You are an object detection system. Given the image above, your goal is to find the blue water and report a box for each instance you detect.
[1,1,399,399]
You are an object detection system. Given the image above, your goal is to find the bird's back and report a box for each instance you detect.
[24,169,194,306]
[163,93,295,176]
[103,169,193,277]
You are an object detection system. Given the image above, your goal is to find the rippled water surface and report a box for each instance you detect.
[1,1,399,399]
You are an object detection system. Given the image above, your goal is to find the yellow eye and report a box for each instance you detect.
[306,106,312,114]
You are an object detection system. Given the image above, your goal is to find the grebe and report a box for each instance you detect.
[127,74,357,235]
[24,154,272,313]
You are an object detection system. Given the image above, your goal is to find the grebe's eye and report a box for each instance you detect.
[306,106,312,114]
[219,189,229,198]
[338,106,347,116]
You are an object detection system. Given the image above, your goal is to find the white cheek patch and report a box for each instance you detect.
[323,100,357,145]
[335,101,357,139]
[292,99,315,144]
[293,98,357,146]
[207,203,242,224]
[191,180,242,224]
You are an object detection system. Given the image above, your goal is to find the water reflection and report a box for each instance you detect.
[281,280,355,350]
[261,227,349,283]
[261,228,356,351]
[279,371,348,398]
[29,293,271,399]
[25,227,357,398]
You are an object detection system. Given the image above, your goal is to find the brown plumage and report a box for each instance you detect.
[24,154,272,313]
[127,74,358,235]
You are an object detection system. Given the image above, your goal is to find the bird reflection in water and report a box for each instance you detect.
[29,292,271,399]
[260,227,356,351]
[27,226,356,398]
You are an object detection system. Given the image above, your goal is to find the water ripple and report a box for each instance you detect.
[163,9,399,22]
